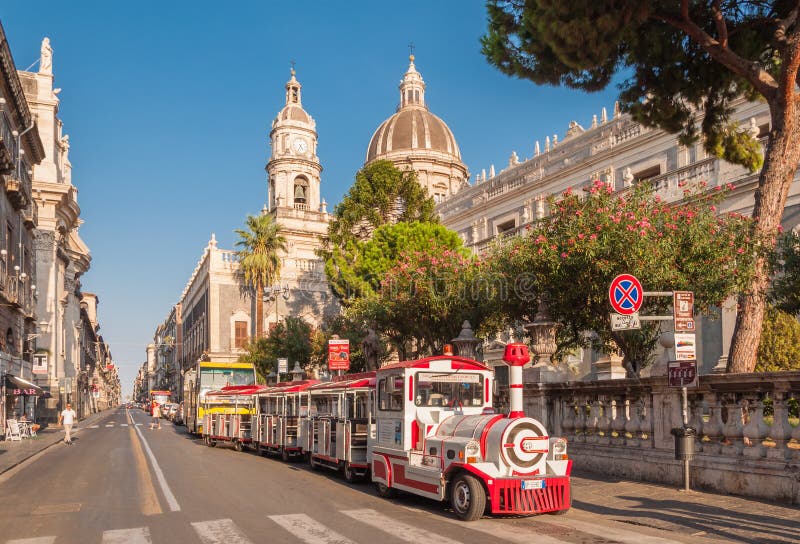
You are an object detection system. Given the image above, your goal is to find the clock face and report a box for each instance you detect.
[293,138,308,153]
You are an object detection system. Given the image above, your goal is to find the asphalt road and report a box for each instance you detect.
[0,408,733,544]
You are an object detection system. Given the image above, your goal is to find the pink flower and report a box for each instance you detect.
[560,252,568,258]
[590,233,597,240]
[578,233,585,240]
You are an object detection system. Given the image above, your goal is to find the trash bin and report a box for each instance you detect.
[671,426,697,460]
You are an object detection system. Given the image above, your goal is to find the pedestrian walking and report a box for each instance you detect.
[150,403,161,429]
[58,403,77,445]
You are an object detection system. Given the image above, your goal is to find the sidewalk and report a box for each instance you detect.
[0,410,114,475]
[571,469,800,543]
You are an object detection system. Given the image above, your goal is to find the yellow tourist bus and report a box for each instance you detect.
[183,361,257,434]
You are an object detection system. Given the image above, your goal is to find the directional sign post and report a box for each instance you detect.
[609,274,644,315]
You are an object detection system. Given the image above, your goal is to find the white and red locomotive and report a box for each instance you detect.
[200,343,571,520]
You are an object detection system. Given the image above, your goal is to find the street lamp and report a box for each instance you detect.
[264,283,291,325]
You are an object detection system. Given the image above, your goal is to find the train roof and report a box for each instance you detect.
[378,356,492,373]
[257,379,320,395]
[206,385,265,397]
[308,372,376,392]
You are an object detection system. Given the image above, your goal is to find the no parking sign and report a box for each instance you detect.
[609,274,643,315]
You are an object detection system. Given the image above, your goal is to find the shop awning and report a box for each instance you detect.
[4,374,46,396]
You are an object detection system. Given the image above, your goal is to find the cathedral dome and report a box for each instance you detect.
[366,108,461,163]
[364,55,469,201]
[366,56,462,164]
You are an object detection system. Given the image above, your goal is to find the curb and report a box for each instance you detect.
[0,409,116,476]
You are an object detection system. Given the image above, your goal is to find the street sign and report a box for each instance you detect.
[277,357,288,374]
[609,274,644,315]
[673,291,695,332]
[674,333,697,361]
[668,360,698,387]
[328,339,350,371]
[610,312,641,330]
[32,353,48,375]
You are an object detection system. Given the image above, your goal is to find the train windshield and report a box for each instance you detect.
[200,368,256,390]
[414,372,484,407]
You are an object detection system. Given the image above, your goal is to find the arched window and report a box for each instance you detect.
[294,176,309,207]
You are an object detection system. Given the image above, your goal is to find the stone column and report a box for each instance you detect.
[712,296,737,373]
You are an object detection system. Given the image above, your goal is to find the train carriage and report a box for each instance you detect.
[254,380,318,460]
[369,343,571,520]
[306,372,375,481]
[201,385,260,451]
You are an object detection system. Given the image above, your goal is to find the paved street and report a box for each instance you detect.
[1,407,797,544]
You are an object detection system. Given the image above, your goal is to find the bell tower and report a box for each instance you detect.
[266,68,322,212]
[261,67,334,333]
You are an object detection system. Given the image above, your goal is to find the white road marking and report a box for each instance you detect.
[101,527,152,544]
[341,509,463,544]
[7,538,56,544]
[439,516,570,544]
[120,424,129,427]
[191,519,254,544]
[127,410,181,512]
[105,424,114,427]
[89,425,99,428]
[135,423,143,426]
[269,513,356,544]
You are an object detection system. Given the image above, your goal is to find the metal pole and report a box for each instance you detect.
[681,380,690,492]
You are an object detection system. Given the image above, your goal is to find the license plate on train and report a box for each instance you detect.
[521,480,545,490]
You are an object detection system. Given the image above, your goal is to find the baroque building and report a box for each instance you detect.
[436,97,798,380]
[0,22,46,430]
[365,56,469,203]
[19,38,94,420]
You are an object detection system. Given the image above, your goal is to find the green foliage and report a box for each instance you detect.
[307,312,392,374]
[235,213,287,292]
[326,160,437,248]
[325,221,465,304]
[770,231,800,315]
[756,306,800,372]
[481,1,775,171]
[364,241,502,358]
[238,317,312,380]
[488,180,755,376]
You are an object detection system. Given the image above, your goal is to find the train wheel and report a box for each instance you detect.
[451,474,486,521]
[234,440,243,452]
[208,439,217,448]
[309,454,320,471]
[281,448,291,462]
[255,443,263,456]
[375,482,396,499]
[343,463,357,483]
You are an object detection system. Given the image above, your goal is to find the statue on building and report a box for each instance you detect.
[40,37,53,75]
[361,328,379,371]
[749,117,760,138]
[622,167,635,186]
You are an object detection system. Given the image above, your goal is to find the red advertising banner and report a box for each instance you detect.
[328,339,350,371]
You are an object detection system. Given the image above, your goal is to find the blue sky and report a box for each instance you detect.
[1,1,621,396]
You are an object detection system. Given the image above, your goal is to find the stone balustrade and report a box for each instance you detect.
[517,371,800,504]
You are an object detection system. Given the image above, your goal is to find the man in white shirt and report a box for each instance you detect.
[58,403,77,445]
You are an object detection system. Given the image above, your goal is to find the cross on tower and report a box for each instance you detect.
[408,42,415,57]
[290,59,296,74]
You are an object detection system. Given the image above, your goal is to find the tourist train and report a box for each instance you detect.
[199,343,572,521]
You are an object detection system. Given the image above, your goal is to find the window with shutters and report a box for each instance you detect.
[234,321,248,349]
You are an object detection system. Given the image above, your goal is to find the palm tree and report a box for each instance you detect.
[235,213,287,338]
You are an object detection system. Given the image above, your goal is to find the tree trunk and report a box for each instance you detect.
[255,282,264,338]
[727,101,800,373]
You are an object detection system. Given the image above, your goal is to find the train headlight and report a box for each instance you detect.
[551,437,568,460]
[465,440,481,463]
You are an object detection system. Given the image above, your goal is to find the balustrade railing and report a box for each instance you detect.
[522,372,800,503]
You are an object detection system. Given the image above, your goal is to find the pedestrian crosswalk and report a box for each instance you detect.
[1,508,691,544]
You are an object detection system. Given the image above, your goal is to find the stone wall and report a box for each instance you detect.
[516,372,800,504]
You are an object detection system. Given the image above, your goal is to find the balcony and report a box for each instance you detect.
[4,174,28,210]
[22,199,37,228]
[0,113,17,175]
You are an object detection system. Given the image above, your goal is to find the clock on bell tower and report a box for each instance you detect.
[266,67,322,211]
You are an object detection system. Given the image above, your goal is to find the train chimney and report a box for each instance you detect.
[502,342,530,418]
